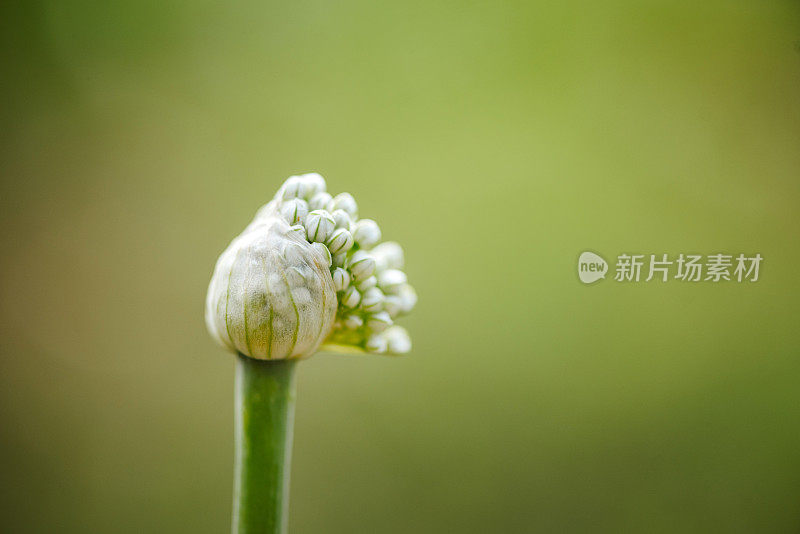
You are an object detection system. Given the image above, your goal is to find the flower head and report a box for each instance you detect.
[206,173,415,359]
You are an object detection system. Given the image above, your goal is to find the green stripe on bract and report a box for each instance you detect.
[279,259,300,359]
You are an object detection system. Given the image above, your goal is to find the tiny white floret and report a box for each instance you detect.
[348,251,376,282]
[353,219,381,248]
[341,286,361,308]
[332,267,351,292]
[360,287,384,313]
[305,210,336,243]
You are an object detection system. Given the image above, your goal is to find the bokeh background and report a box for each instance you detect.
[2,1,800,532]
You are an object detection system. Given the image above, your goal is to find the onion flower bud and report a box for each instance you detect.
[371,241,404,271]
[279,198,309,225]
[327,192,358,218]
[205,206,337,359]
[326,228,354,255]
[304,210,335,243]
[348,251,376,282]
[206,173,416,357]
[352,219,382,248]
[377,269,407,293]
[331,209,353,232]
[355,275,377,292]
[331,267,350,292]
[360,287,384,313]
[310,191,333,211]
[341,286,361,309]
[366,311,392,333]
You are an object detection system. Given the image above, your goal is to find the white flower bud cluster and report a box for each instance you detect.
[271,173,415,355]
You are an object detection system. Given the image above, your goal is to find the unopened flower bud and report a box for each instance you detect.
[341,286,361,308]
[356,275,377,292]
[280,176,307,200]
[397,284,417,314]
[367,311,392,333]
[280,198,309,225]
[371,241,404,271]
[304,210,335,243]
[348,251,376,281]
[365,334,388,354]
[383,295,403,318]
[299,172,326,198]
[353,219,381,248]
[328,192,358,217]
[331,209,352,232]
[205,213,337,360]
[384,326,411,354]
[332,252,347,268]
[377,269,407,293]
[310,191,333,211]
[327,228,354,255]
[344,314,363,330]
[360,287,384,313]
[207,173,414,360]
[332,267,350,292]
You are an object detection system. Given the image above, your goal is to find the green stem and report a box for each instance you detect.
[233,355,298,534]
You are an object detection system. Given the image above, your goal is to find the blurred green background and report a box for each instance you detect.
[2,0,799,532]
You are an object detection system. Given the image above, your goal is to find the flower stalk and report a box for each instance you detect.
[233,355,297,534]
